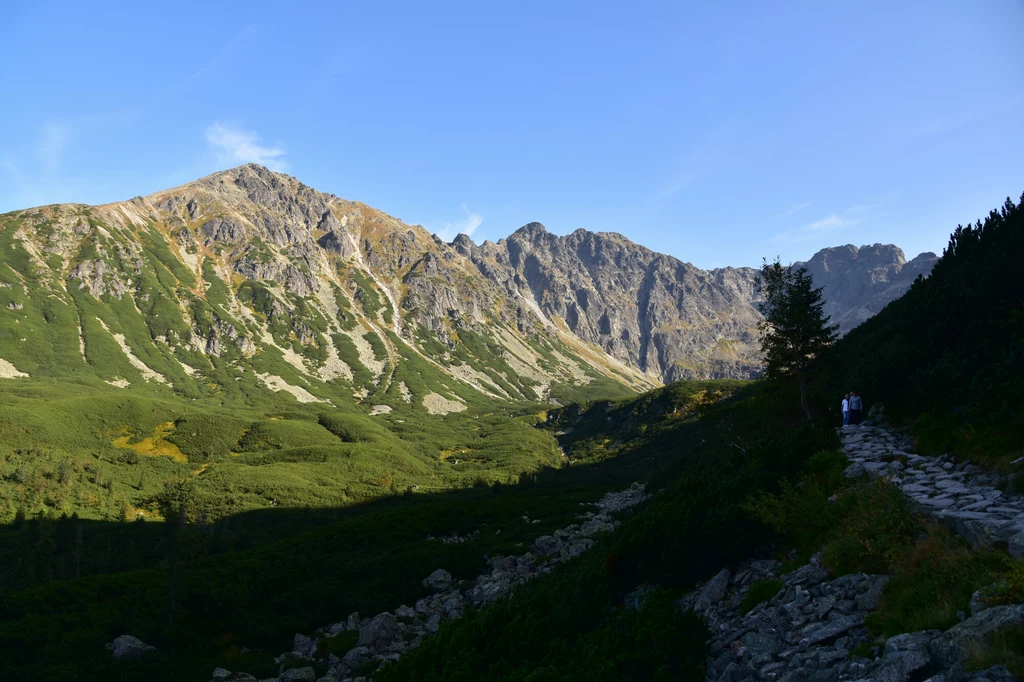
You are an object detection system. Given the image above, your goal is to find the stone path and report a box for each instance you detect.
[839,424,1024,559]
[690,421,1024,682]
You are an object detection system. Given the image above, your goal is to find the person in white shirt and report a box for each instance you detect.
[842,394,850,425]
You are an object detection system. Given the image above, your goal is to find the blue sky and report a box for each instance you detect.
[2,1,1022,269]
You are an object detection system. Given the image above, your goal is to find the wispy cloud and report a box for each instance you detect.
[776,201,811,219]
[652,172,696,203]
[205,123,288,171]
[806,214,854,231]
[434,204,483,242]
[774,210,862,243]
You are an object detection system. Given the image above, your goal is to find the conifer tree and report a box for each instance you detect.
[756,259,839,419]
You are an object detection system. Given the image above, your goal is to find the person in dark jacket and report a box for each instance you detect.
[849,392,863,424]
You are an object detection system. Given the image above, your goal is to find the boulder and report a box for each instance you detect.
[1008,531,1024,560]
[279,667,317,682]
[442,595,464,620]
[422,568,453,591]
[741,631,783,658]
[884,630,941,656]
[800,613,865,646]
[292,633,316,657]
[844,463,866,479]
[693,569,731,613]
[358,612,401,653]
[346,612,360,631]
[106,634,156,660]
[928,604,1024,667]
[866,649,930,682]
[533,535,563,555]
[211,669,231,681]
[340,645,370,672]
[394,604,418,622]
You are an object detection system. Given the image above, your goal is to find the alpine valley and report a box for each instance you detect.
[0,163,938,521]
[13,165,1020,682]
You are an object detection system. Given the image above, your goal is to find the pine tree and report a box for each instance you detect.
[756,259,839,419]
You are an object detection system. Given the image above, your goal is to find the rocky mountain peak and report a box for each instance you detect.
[796,243,939,335]
[510,222,548,239]
[0,166,938,400]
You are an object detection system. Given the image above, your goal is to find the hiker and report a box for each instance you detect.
[849,392,863,425]
[842,393,850,426]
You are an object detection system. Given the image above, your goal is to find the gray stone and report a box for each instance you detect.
[928,604,1024,667]
[212,669,232,681]
[884,630,941,656]
[357,612,401,653]
[966,665,1016,681]
[533,535,563,555]
[866,649,931,682]
[694,569,732,612]
[1009,531,1024,560]
[422,568,453,591]
[845,463,867,479]
[340,645,370,671]
[106,634,156,660]
[279,668,317,682]
[917,496,958,508]
[742,631,783,657]
[292,633,316,657]
[394,604,418,621]
[801,613,865,646]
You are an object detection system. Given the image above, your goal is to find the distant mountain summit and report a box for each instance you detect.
[796,244,938,335]
[0,164,936,408]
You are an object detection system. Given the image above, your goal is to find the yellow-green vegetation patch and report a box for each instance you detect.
[112,421,189,463]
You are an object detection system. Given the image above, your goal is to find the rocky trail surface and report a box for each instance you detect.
[205,483,649,682]
[840,423,1024,559]
[693,420,1024,682]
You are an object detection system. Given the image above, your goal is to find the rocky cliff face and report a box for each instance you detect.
[454,225,763,382]
[452,228,936,383]
[0,164,936,406]
[795,244,938,335]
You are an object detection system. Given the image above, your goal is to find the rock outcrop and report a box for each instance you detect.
[796,245,938,336]
[688,551,1019,681]
[105,634,155,660]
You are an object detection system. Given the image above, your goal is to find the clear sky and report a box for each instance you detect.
[2,1,1022,269]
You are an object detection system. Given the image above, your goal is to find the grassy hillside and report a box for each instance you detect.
[0,379,763,681]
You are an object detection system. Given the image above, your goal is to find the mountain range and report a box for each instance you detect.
[0,164,937,410]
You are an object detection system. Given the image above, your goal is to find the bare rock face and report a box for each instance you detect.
[453,227,937,381]
[456,224,763,381]
[0,163,937,399]
[795,244,938,335]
